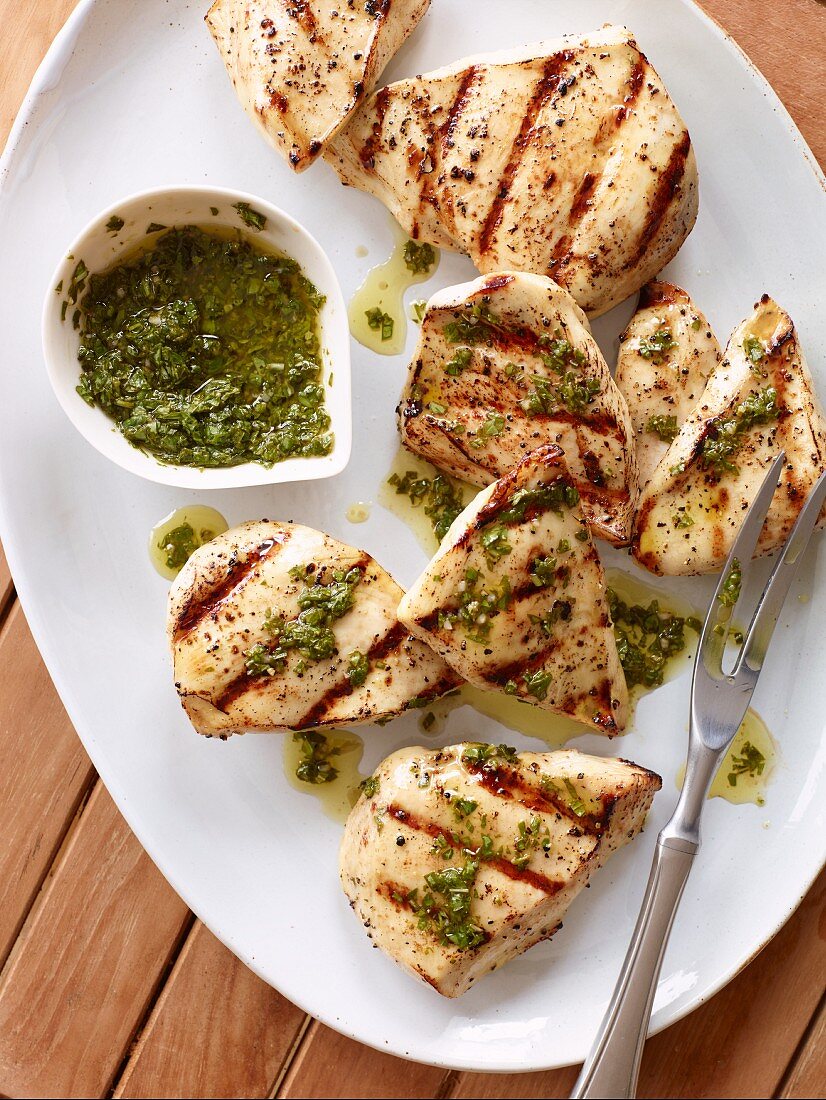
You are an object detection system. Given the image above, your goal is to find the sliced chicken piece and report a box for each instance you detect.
[327,26,698,316]
[397,271,638,546]
[398,444,628,734]
[341,743,660,996]
[615,282,721,489]
[168,520,458,735]
[632,296,826,576]
[206,0,430,172]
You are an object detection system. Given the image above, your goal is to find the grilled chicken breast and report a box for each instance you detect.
[398,272,638,546]
[633,296,826,575]
[398,445,628,734]
[341,743,660,996]
[168,520,457,735]
[616,282,721,489]
[326,26,698,316]
[206,0,430,171]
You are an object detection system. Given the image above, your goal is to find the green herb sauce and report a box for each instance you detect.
[386,468,466,541]
[245,564,362,678]
[646,414,680,442]
[73,226,331,468]
[608,588,700,690]
[637,328,676,362]
[700,387,780,478]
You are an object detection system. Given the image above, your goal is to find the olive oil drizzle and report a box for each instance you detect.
[676,709,776,805]
[349,220,439,356]
[282,730,366,822]
[149,505,228,580]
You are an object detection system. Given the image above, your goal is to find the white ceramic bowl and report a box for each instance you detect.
[41,186,351,488]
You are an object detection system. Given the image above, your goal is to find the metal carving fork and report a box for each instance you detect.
[571,453,826,1099]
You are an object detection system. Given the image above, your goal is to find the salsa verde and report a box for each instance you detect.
[74,225,332,468]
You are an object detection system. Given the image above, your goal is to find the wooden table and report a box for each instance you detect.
[0,2,824,1096]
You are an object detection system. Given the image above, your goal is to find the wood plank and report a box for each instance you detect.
[450,868,826,1099]
[778,994,826,1099]
[277,1021,451,1100]
[0,782,191,1099]
[113,920,307,1100]
[0,601,95,967]
[0,543,13,623]
[696,0,826,169]
[0,1,77,148]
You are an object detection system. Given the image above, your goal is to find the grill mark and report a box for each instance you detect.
[568,171,599,224]
[376,881,493,950]
[210,554,375,715]
[481,638,561,688]
[638,280,685,310]
[279,0,319,39]
[626,131,691,268]
[460,765,606,834]
[478,51,575,256]
[619,57,645,115]
[358,86,391,170]
[173,532,290,644]
[440,65,480,155]
[386,804,565,893]
[292,620,411,729]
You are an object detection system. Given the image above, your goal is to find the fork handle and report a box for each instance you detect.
[569,836,697,1099]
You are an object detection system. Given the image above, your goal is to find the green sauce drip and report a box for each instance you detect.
[74,226,331,468]
[387,469,465,541]
[293,731,344,785]
[608,589,699,690]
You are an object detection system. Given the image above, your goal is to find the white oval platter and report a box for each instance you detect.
[0,0,824,1073]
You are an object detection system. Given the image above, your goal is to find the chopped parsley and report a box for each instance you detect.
[673,511,695,529]
[403,239,436,275]
[411,859,486,950]
[293,731,342,785]
[452,797,478,821]
[532,599,573,636]
[536,332,586,374]
[365,306,394,341]
[461,743,519,768]
[233,201,267,231]
[105,215,124,233]
[439,568,511,644]
[387,468,466,541]
[360,774,380,798]
[145,222,167,234]
[529,556,558,587]
[470,411,506,448]
[512,816,551,869]
[444,347,473,376]
[646,414,680,442]
[442,302,505,345]
[743,335,765,365]
[608,587,698,690]
[727,740,766,786]
[521,372,601,417]
[347,650,370,687]
[74,226,330,468]
[718,558,742,609]
[480,524,512,566]
[496,479,580,524]
[700,387,780,477]
[540,775,587,816]
[410,299,427,324]
[637,328,676,362]
[244,565,361,677]
[522,668,552,701]
[157,521,216,572]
